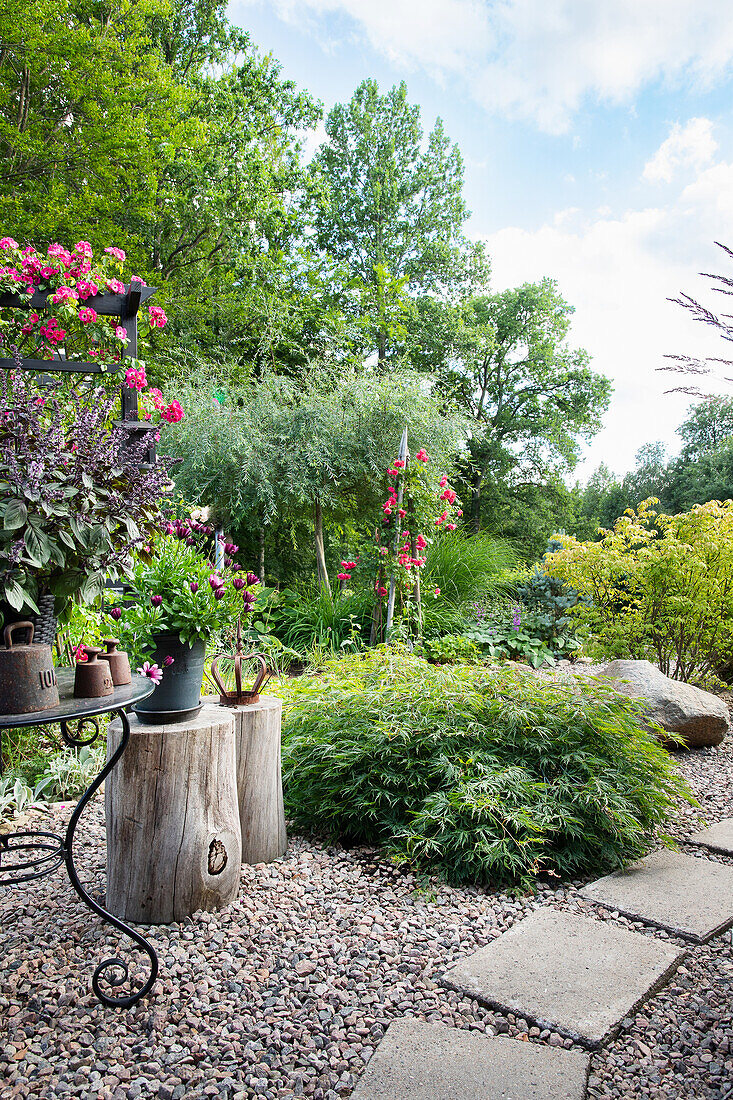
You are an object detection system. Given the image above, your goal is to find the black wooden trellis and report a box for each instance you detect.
[0,276,158,462]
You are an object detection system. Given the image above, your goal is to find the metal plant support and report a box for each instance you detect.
[0,672,158,1007]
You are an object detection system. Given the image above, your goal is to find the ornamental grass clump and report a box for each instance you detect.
[280,650,692,888]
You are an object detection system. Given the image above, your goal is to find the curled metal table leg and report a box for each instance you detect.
[62,707,159,1008]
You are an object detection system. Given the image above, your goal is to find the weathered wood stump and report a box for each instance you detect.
[105,704,241,924]
[232,697,287,864]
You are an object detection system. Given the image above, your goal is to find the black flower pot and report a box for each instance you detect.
[133,633,207,725]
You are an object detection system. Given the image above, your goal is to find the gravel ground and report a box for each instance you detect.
[2,721,733,1099]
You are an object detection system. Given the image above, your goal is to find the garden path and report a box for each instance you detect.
[352,837,733,1099]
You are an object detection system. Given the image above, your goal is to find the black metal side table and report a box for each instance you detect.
[0,671,158,1008]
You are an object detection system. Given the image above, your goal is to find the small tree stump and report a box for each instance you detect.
[232,697,287,864]
[105,704,241,924]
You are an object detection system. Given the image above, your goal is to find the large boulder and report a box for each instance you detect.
[602,659,729,748]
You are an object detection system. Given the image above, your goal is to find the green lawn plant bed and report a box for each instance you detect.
[279,650,692,890]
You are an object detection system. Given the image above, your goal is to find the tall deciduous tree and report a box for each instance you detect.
[440,279,611,533]
[677,395,733,459]
[310,79,488,367]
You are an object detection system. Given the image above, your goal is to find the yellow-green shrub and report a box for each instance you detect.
[546,498,733,681]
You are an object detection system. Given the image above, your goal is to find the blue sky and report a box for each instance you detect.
[230,0,733,477]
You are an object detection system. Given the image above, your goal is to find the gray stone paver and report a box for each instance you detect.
[442,907,683,1048]
[688,817,733,856]
[349,1018,590,1100]
[580,849,733,941]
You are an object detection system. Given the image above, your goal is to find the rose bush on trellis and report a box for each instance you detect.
[370,444,462,640]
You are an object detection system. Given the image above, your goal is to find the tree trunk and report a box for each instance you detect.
[232,697,287,864]
[258,525,266,583]
[314,493,332,597]
[105,705,241,924]
[470,469,483,535]
[370,543,385,647]
[377,328,387,370]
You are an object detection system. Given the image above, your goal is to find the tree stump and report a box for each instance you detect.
[232,697,287,864]
[105,704,241,924]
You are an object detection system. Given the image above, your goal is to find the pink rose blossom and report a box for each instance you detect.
[125,366,147,391]
[148,305,167,328]
[47,243,72,264]
[74,241,93,257]
[79,306,97,324]
[104,247,126,262]
[416,448,428,462]
[51,285,78,304]
[160,400,184,424]
[106,278,125,294]
[0,237,18,249]
[76,280,99,300]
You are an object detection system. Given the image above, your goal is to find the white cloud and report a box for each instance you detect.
[236,0,733,132]
[482,167,733,475]
[643,118,718,183]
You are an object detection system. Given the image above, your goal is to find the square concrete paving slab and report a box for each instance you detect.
[349,1018,590,1100]
[441,907,683,1049]
[688,818,733,856]
[580,849,733,942]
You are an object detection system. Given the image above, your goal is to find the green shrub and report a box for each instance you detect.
[516,538,585,658]
[421,634,481,664]
[280,650,691,888]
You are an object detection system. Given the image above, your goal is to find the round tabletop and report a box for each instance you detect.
[0,670,156,730]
